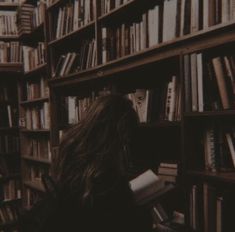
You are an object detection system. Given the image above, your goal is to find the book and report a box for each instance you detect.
[129,169,165,205]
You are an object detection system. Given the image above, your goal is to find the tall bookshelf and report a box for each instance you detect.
[17,0,51,210]
[45,0,235,231]
[0,1,23,231]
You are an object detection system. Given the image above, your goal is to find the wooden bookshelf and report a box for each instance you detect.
[17,0,51,210]
[45,0,235,231]
[0,66,22,231]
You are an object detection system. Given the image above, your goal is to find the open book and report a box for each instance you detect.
[129,169,174,205]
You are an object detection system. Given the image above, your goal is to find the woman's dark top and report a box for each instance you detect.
[37,177,153,232]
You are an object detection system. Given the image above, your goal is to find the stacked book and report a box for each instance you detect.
[16,3,34,36]
[157,162,178,184]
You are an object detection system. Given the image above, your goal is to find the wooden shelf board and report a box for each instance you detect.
[24,180,45,192]
[0,63,23,73]
[0,3,19,8]
[20,128,50,133]
[24,63,47,77]
[20,97,49,105]
[0,35,19,40]
[184,110,235,117]
[50,21,235,88]
[48,21,95,47]
[188,170,235,184]
[140,121,181,128]
[22,155,51,164]
[0,127,18,131]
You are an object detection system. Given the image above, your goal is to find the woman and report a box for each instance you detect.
[21,94,153,232]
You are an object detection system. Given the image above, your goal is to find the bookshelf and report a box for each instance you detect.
[17,0,50,211]
[0,2,23,231]
[45,0,235,231]
[46,0,184,231]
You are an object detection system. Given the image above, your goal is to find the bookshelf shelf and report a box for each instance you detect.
[20,129,50,133]
[0,3,19,8]
[48,21,96,47]
[140,121,181,128]
[0,35,19,41]
[22,155,51,165]
[188,170,235,185]
[23,181,45,192]
[0,63,23,73]
[184,110,235,118]
[20,97,49,105]
[24,63,47,78]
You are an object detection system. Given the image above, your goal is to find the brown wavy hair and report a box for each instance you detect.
[52,94,139,206]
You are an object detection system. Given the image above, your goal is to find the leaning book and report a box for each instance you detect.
[129,169,174,205]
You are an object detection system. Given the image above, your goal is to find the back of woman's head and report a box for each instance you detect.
[52,94,139,204]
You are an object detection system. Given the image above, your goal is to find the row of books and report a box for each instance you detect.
[0,135,19,154]
[0,204,19,226]
[24,137,51,161]
[0,41,22,63]
[52,0,95,40]
[16,3,34,36]
[184,53,235,112]
[20,102,50,130]
[127,78,181,123]
[65,88,111,125]
[0,11,17,36]
[102,0,235,63]
[32,1,46,29]
[3,179,21,201]
[101,8,160,63]
[22,77,49,101]
[53,39,96,78]
[23,43,46,72]
[0,105,17,128]
[189,183,234,232]
[202,125,235,172]
[100,0,130,15]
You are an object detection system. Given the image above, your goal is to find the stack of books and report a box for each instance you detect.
[157,162,178,184]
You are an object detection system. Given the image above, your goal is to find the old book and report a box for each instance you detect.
[212,57,231,109]
[129,169,164,205]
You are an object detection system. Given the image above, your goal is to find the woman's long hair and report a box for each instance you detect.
[52,94,139,206]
